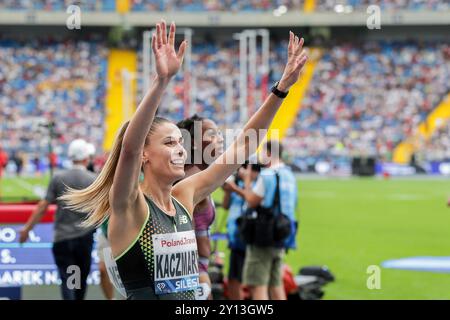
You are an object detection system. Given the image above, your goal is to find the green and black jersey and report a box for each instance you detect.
[115,195,198,300]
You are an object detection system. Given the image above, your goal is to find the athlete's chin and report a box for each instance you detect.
[170,167,185,180]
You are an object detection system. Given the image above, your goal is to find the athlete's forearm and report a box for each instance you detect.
[229,184,246,200]
[230,32,306,159]
[214,91,286,180]
[232,182,260,207]
[234,85,293,160]
[122,76,170,154]
[23,200,49,231]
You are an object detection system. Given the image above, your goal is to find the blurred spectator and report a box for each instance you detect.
[32,156,42,176]
[86,142,96,173]
[0,147,7,199]
[11,151,24,176]
[0,147,8,178]
[49,151,58,172]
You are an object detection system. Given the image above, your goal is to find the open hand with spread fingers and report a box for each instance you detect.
[152,20,187,80]
[277,31,308,92]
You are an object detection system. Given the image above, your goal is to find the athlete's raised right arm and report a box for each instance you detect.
[110,20,187,211]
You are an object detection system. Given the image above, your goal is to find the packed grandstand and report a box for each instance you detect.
[0,1,449,175]
[0,0,448,11]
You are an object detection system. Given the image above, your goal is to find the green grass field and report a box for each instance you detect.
[2,175,450,299]
[0,175,50,201]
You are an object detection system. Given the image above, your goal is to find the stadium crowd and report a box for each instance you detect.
[0,0,302,11]
[317,0,449,11]
[284,40,450,168]
[1,36,449,173]
[0,39,108,170]
[1,0,448,11]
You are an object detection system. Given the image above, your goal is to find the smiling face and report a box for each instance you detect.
[142,122,187,183]
[201,119,224,165]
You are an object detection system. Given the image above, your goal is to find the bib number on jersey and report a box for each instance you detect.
[103,247,127,298]
[195,282,211,300]
[152,230,199,295]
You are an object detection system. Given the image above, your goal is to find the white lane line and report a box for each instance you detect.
[387,194,426,201]
[10,179,45,198]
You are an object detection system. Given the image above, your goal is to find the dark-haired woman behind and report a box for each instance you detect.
[177,115,224,299]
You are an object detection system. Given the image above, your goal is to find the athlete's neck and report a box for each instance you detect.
[140,180,174,214]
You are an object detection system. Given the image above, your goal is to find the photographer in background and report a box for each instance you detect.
[222,161,262,300]
[233,140,298,300]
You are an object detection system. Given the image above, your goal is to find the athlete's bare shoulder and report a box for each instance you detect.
[109,191,148,258]
[172,186,194,218]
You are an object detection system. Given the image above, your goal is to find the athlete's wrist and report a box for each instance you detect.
[277,80,291,93]
[154,75,171,87]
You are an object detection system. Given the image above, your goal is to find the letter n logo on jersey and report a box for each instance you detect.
[179,215,188,225]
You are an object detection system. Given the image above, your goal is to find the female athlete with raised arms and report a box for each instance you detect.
[62,20,308,300]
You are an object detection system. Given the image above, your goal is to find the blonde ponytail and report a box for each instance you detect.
[60,121,130,228]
